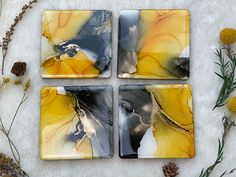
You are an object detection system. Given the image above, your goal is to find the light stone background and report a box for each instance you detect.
[0,0,236,177]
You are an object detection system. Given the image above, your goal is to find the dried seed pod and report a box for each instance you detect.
[11,62,27,76]
[163,162,179,177]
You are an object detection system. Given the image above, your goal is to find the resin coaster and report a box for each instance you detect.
[41,10,112,78]
[118,10,190,79]
[119,84,195,158]
[40,86,113,160]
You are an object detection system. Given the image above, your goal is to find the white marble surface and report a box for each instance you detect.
[0,0,236,176]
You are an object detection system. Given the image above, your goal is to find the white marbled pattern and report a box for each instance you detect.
[0,0,236,176]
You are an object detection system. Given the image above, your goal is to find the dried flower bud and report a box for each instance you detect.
[23,79,30,91]
[2,77,10,84]
[14,79,22,85]
[11,62,27,77]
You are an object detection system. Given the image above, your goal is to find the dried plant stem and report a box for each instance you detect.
[8,92,27,134]
[199,116,236,177]
[0,90,29,177]
[0,116,21,166]
[1,51,6,75]
[0,0,2,17]
[2,129,21,166]
[0,0,38,75]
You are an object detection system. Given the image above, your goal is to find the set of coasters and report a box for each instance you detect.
[40,10,194,160]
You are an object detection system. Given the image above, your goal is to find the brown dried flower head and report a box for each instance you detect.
[11,62,27,77]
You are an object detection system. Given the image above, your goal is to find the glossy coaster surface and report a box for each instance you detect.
[41,10,112,78]
[118,10,190,79]
[40,86,113,159]
[119,84,194,158]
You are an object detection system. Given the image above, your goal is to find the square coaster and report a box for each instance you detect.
[119,84,195,158]
[118,10,190,79]
[40,86,113,160]
[41,10,112,78]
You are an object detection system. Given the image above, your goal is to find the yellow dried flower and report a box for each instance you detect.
[23,79,30,91]
[14,79,22,85]
[227,96,236,114]
[220,28,236,45]
[2,77,10,84]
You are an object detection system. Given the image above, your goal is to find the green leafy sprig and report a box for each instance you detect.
[213,45,236,109]
[199,116,236,177]
[220,168,236,177]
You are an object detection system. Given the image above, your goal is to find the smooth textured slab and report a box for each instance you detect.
[118,10,190,79]
[40,86,113,159]
[119,84,195,158]
[41,10,112,78]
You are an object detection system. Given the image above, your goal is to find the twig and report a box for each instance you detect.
[8,92,27,134]
[0,117,21,167]
[198,115,236,177]
[7,133,21,166]
[0,0,2,17]
[0,116,7,133]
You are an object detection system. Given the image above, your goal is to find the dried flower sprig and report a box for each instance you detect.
[0,0,38,75]
[0,152,28,177]
[0,77,30,177]
[0,1,35,176]
[213,45,236,109]
[199,115,236,177]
